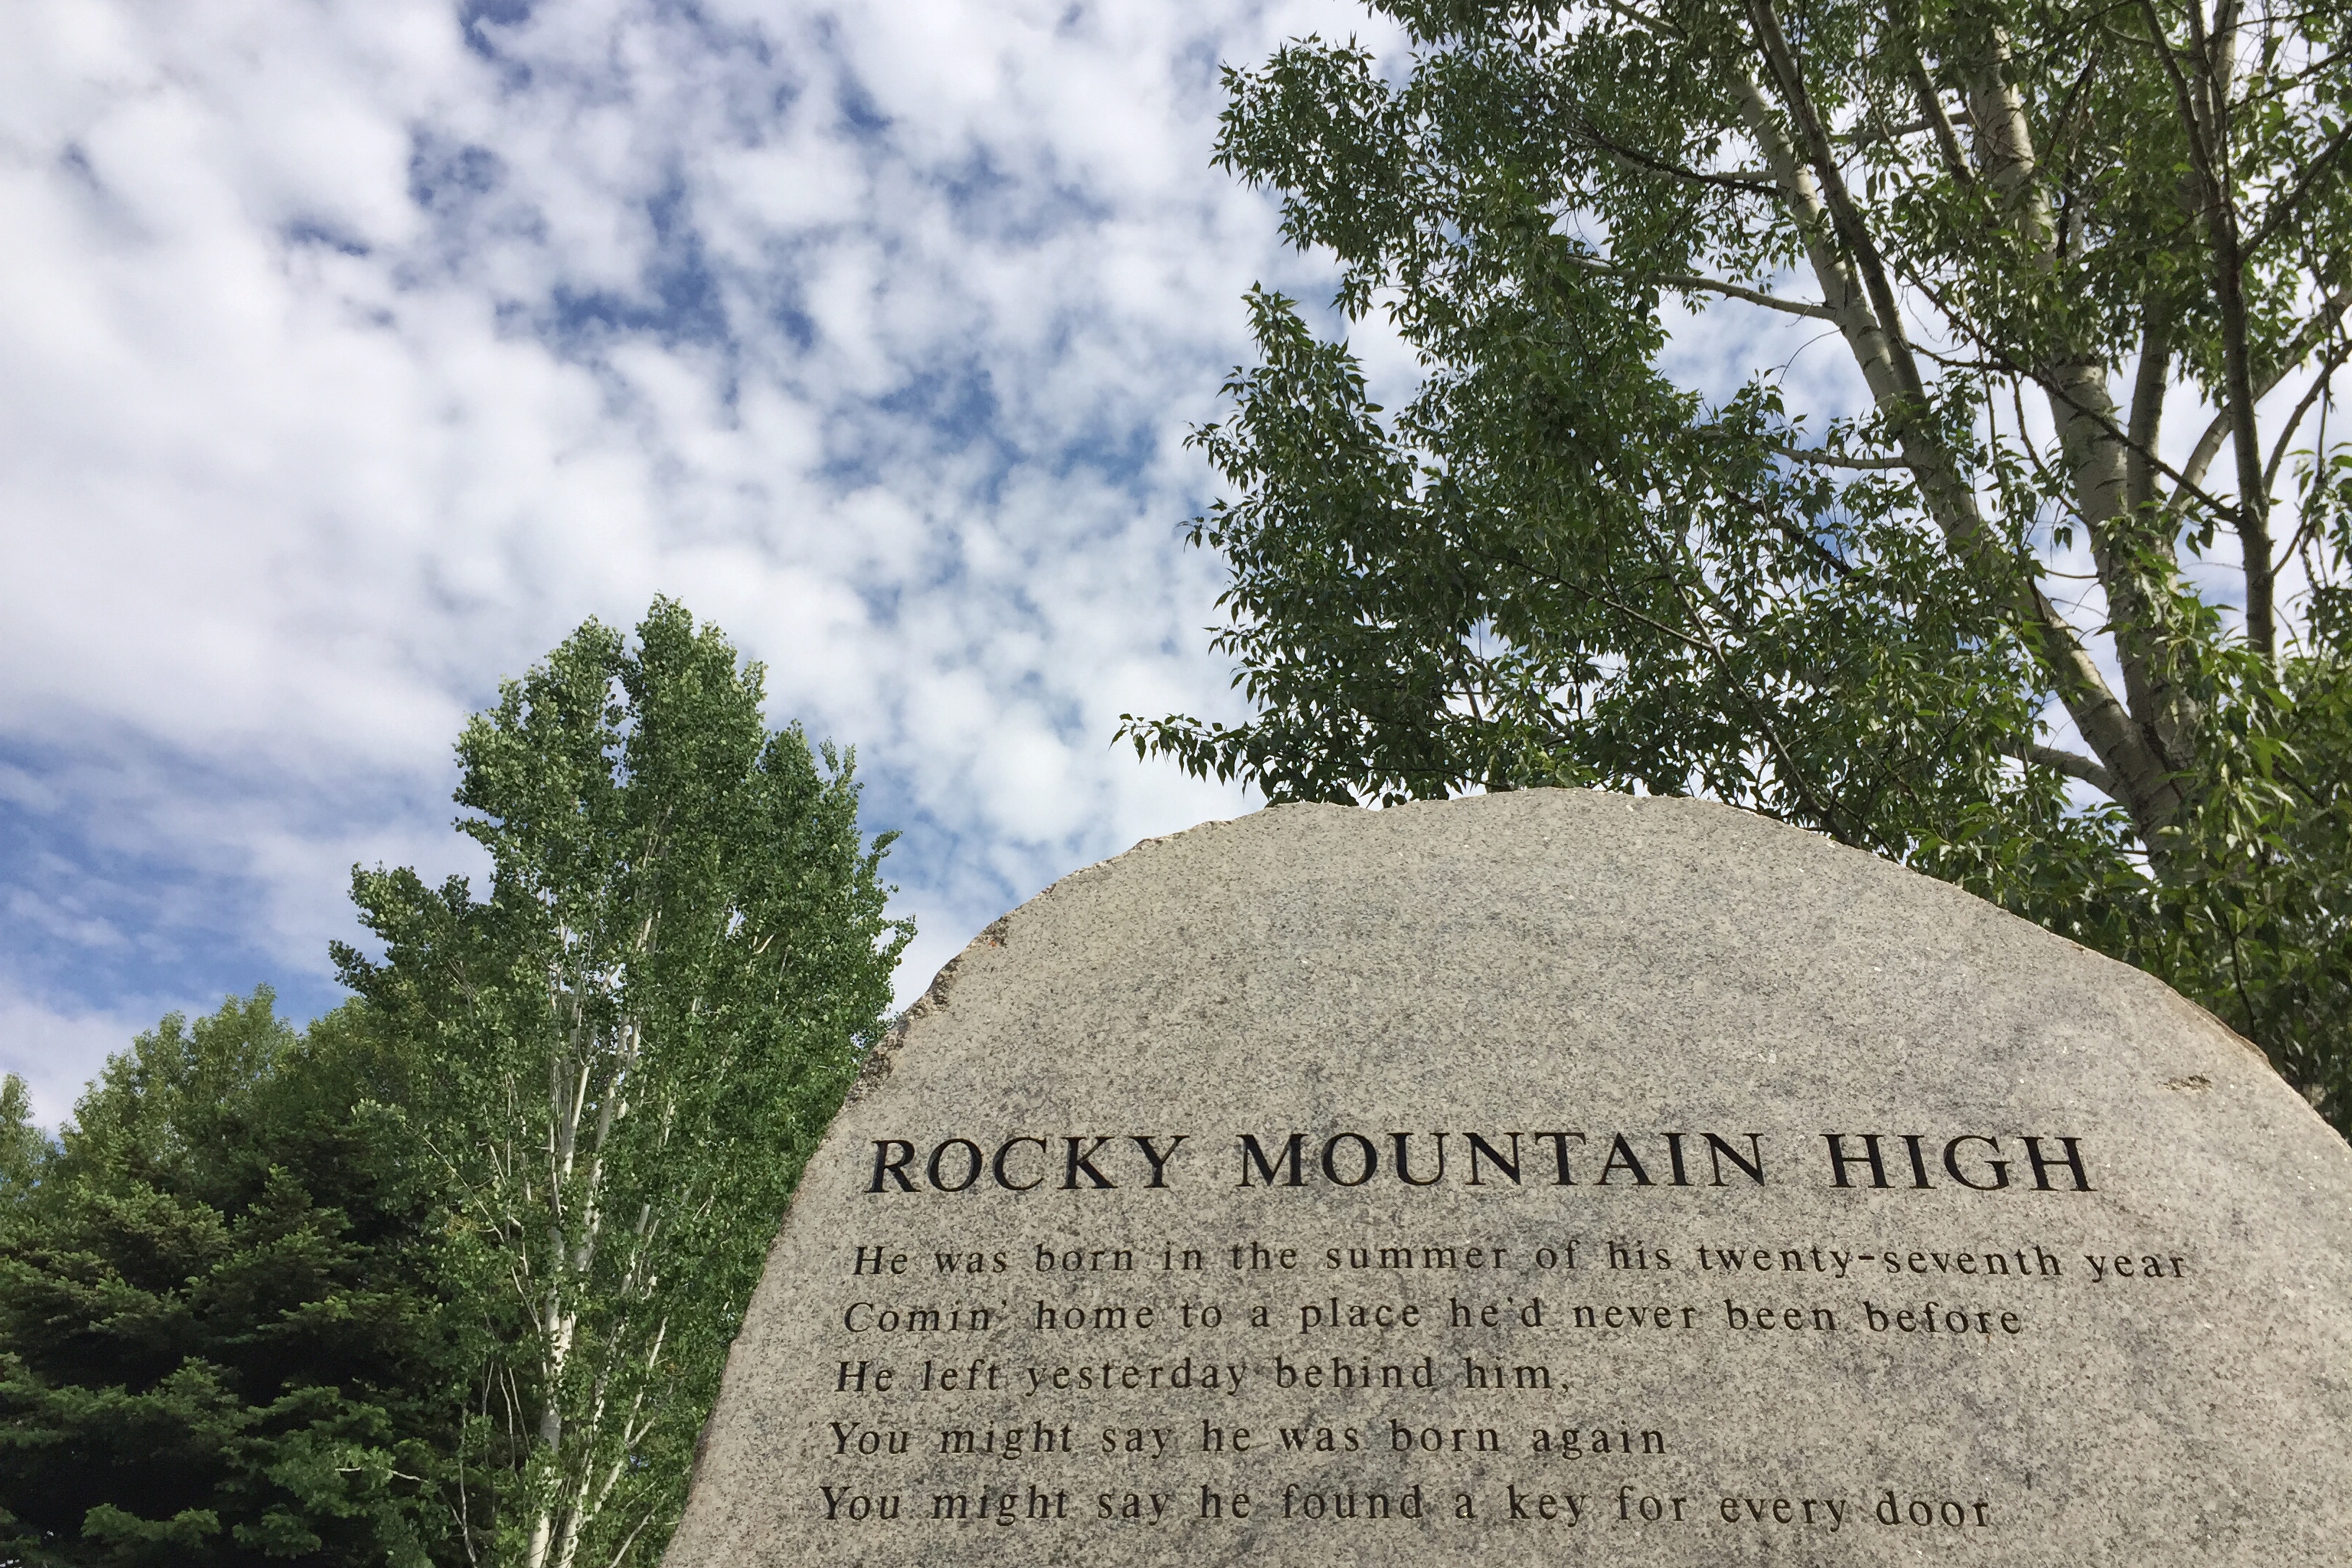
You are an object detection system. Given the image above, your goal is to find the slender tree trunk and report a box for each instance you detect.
[2197,1,2276,658]
[1727,1,2187,843]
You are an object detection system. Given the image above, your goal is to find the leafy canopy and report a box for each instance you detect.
[0,602,909,1567]
[1126,0,2352,1125]
[338,598,911,1568]
[0,993,478,1567]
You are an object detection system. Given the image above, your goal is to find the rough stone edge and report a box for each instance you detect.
[844,913,1007,1107]
[857,790,2285,1112]
[842,813,1256,1105]
[1636,794,2281,1069]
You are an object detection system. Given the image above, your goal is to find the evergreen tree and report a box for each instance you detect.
[0,992,480,1566]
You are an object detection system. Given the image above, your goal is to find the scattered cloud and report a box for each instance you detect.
[4,0,1430,1115]
[20,1,2225,1126]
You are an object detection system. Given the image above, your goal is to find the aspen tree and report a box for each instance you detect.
[342,600,909,1564]
[1127,0,2352,1123]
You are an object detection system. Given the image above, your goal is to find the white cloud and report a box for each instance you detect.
[3,0,1436,1115]
[24,0,2259,1125]
[0,982,151,1128]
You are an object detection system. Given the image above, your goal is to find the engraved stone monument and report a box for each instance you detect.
[665,791,2352,1566]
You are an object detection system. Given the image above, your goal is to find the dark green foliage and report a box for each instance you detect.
[1128,0,2352,1127]
[0,993,478,1566]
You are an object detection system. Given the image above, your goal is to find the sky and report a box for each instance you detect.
[1,0,1461,1122]
[0,0,2286,1126]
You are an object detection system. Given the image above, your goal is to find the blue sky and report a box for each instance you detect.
[5,0,2283,1123]
[4,0,1459,1120]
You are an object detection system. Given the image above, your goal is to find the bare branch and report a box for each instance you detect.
[1662,273,1841,319]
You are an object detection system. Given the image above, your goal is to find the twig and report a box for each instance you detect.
[1772,445,1910,469]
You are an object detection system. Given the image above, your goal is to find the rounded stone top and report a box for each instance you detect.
[669,791,2352,1568]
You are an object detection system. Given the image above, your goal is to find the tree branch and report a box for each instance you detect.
[1577,122,1786,197]
[2023,743,2120,796]
[2167,289,2352,517]
[2150,0,2274,654]
[1910,74,1974,181]
[1662,273,1841,318]
[2263,337,2352,495]
[2127,302,2172,512]
[1730,0,2191,842]
[1565,253,1843,320]
[1771,445,1910,469]
[1724,17,1981,542]
[1845,106,1977,146]
[2242,115,2352,256]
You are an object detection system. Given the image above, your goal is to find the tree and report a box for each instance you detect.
[1124,0,2352,1126]
[336,599,910,1568]
[0,1074,45,1211]
[0,992,480,1566]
